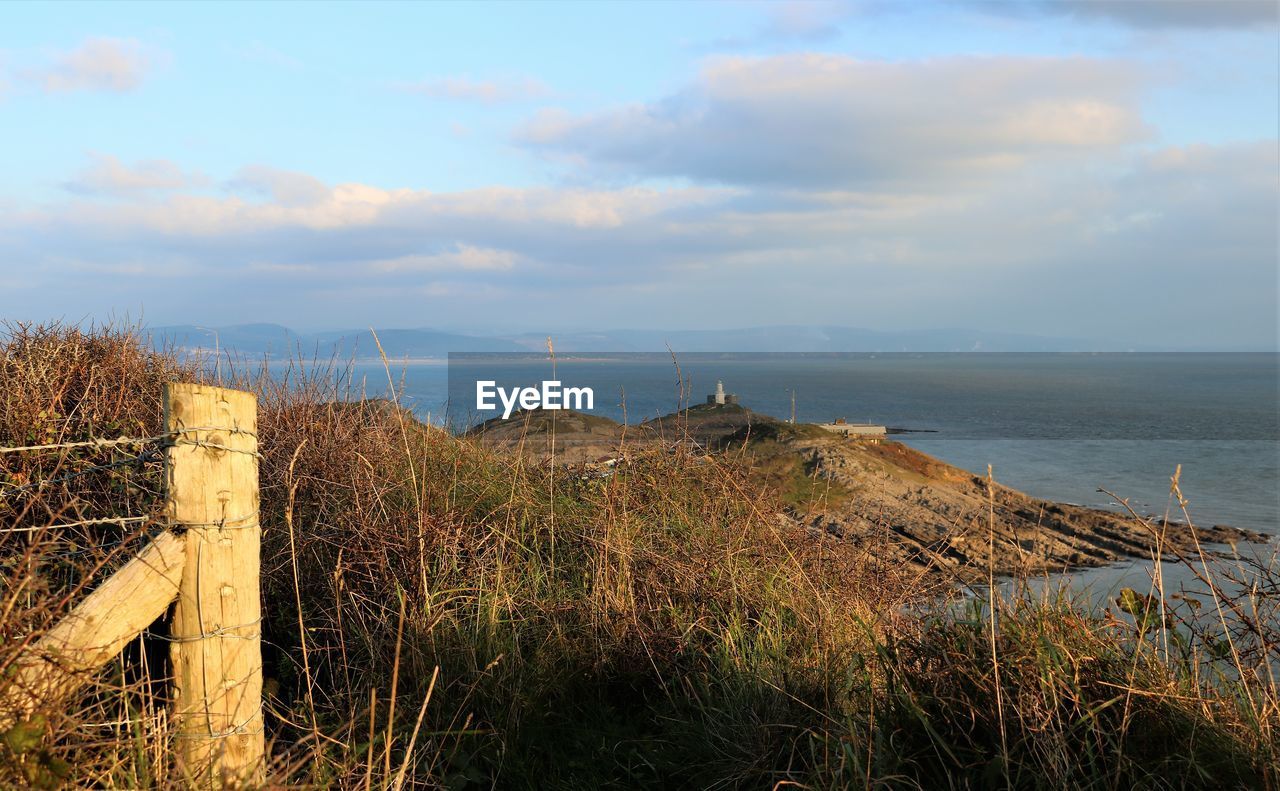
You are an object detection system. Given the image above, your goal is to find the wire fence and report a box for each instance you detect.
[0,426,259,457]
[1,399,268,782]
[0,430,179,738]
[0,426,258,599]
[1,442,163,584]
[1,426,258,521]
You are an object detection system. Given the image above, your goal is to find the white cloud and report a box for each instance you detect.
[374,244,520,272]
[65,153,208,197]
[30,37,153,93]
[247,262,318,274]
[229,165,331,208]
[403,75,549,103]
[519,54,1148,188]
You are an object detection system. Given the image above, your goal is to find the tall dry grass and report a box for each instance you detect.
[0,322,1275,789]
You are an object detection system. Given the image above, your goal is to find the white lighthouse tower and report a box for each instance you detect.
[706,380,737,405]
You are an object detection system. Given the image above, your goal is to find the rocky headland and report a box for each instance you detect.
[468,403,1269,580]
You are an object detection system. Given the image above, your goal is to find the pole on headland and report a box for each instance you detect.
[164,383,264,787]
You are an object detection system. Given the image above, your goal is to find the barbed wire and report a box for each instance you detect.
[75,714,169,731]
[173,711,264,740]
[0,425,260,502]
[174,438,261,459]
[176,513,259,530]
[0,515,151,534]
[0,424,262,563]
[0,446,166,498]
[0,434,170,456]
[1,510,259,539]
[0,426,258,456]
[20,535,148,561]
[153,616,263,643]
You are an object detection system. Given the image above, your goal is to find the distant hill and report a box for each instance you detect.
[642,402,777,443]
[308,329,524,357]
[466,408,630,464]
[510,326,1132,352]
[468,402,801,448]
[149,324,523,358]
[465,402,806,463]
[467,408,624,441]
[151,323,300,356]
[148,322,1148,358]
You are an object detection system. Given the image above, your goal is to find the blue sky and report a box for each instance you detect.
[0,0,1276,347]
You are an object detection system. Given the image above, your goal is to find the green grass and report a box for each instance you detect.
[718,422,854,510]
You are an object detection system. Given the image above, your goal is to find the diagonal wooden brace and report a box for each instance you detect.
[0,530,186,730]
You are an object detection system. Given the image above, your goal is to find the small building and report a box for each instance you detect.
[815,418,887,438]
[706,380,739,406]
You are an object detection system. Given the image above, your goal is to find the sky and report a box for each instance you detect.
[0,0,1276,348]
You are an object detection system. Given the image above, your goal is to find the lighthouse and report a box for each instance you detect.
[706,380,739,406]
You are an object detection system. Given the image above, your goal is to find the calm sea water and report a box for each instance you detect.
[337,353,1278,538]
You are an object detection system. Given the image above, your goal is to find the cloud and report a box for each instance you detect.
[764,0,855,39]
[710,0,860,48]
[2,140,1273,348]
[403,75,549,104]
[29,37,153,93]
[229,165,331,207]
[64,153,208,197]
[518,54,1148,188]
[373,244,520,272]
[1089,141,1278,265]
[969,0,1277,29]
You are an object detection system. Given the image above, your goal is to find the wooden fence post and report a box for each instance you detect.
[164,383,264,787]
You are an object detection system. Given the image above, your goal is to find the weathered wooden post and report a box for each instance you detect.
[164,383,264,787]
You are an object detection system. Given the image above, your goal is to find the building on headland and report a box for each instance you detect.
[706,380,739,406]
[815,417,887,439]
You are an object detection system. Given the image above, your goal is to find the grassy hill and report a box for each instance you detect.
[642,401,775,444]
[467,407,624,440]
[0,323,1275,789]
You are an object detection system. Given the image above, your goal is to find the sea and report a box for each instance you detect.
[333,352,1278,595]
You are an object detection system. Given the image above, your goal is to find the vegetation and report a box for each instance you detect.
[0,323,1275,788]
[718,422,854,511]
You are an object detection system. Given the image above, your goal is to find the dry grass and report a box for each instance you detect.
[0,322,1275,789]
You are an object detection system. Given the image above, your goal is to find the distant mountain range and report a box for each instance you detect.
[151,324,523,358]
[147,323,1164,357]
[506,327,1133,353]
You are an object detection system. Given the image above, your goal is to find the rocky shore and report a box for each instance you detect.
[786,438,1267,580]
